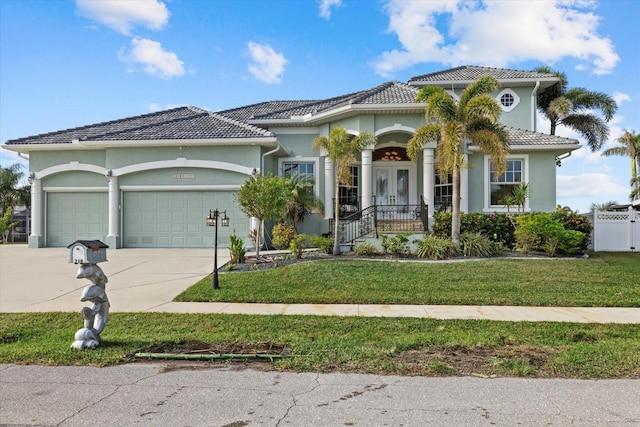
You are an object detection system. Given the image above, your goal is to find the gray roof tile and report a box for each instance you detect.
[501,127,579,147]
[409,65,555,84]
[5,106,272,145]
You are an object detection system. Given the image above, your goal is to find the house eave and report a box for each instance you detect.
[468,143,581,152]
[409,77,558,90]
[2,137,279,152]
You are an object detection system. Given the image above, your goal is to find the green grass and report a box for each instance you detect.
[175,252,640,307]
[1,312,639,378]
[2,252,639,377]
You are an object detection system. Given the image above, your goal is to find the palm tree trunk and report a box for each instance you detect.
[451,168,461,245]
[333,180,341,255]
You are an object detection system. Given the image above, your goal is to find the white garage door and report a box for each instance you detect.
[123,191,249,248]
[46,192,108,247]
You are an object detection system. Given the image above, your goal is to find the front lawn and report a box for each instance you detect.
[1,312,639,378]
[175,252,640,307]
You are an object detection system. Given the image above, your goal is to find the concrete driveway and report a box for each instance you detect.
[0,244,226,312]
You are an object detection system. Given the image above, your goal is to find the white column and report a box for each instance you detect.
[423,148,435,218]
[29,177,42,238]
[324,157,334,219]
[460,154,469,213]
[361,149,373,209]
[107,175,119,238]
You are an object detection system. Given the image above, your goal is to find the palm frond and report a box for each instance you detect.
[561,113,609,151]
[565,87,617,120]
[407,124,441,162]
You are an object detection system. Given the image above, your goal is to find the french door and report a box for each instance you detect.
[374,163,415,206]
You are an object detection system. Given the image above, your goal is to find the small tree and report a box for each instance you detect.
[236,173,290,259]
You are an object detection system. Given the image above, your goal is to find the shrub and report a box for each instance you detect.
[272,223,296,250]
[414,234,457,260]
[514,213,586,256]
[354,242,380,256]
[459,232,501,258]
[228,234,246,264]
[380,233,411,257]
[309,234,333,254]
[432,211,516,249]
[290,234,311,259]
[552,206,592,253]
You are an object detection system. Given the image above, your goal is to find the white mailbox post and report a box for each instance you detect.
[67,240,110,350]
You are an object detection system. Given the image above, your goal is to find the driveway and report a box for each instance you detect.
[0,245,225,312]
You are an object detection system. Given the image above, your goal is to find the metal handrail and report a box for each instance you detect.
[329,197,429,244]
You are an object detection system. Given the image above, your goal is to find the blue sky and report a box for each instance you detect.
[1,0,638,213]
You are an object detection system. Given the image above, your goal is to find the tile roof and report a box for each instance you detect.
[499,127,579,147]
[4,67,573,150]
[409,65,556,84]
[5,106,273,145]
[248,82,420,121]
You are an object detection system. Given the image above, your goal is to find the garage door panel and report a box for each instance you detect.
[123,191,248,248]
[47,192,108,247]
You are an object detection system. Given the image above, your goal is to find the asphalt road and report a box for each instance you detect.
[1,363,638,426]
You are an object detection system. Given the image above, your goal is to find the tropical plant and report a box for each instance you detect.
[284,173,324,233]
[510,182,530,214]
[228,233,246,264]
[590,201,618,211]
[380,233,411,257]
[236,173,290,259]
[0,164,30,215]
[271,223,296,250]
[601,129,640,201]
[534,66,617,152]
[414,234,457,260]
[459,232,501,257]
[313,126,377,255]
[0,207,19,243]
[408,76,509,244]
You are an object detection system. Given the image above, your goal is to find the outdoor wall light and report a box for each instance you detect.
[206,209,230,290]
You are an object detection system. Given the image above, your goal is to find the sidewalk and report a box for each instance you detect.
[1,245,639,323]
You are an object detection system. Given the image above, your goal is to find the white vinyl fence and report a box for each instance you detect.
[587,208,639,252]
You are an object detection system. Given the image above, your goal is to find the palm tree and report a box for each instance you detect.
[407,75,509,245]
[601,129,640,201]
[534,66,617,152]
[590,201,619,211]
[284,173,324,233]
[313,126,376,255]
[0,163,30,215]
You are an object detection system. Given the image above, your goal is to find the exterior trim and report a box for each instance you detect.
[120,185,241,192]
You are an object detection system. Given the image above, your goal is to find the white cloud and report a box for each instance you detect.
[76,0,169,35]
[247,42,288,84]
[373,0,619,77]
[319,0,342,19]
[557,172,627,198]
[120,38,185,79]
[613,92,631,106]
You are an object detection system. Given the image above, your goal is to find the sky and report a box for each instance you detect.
[1,0,638,214]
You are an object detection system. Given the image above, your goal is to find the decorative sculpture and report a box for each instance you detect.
[67,240,110,350]
[71,263,110,349]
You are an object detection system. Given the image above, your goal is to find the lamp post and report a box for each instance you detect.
[206,209,230,290]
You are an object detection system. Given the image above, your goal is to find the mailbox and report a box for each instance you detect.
[67,240,109,264]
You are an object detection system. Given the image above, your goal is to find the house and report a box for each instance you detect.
[3,66,580,249]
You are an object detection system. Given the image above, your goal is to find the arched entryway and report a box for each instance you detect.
[372,144,416,206]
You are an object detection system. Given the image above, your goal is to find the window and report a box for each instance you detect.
[434,170,453,212]
[490,159,523,206]
[282,162,314,180]
[338,166,359,214]
[500,93,514,107]
[279,158,320,196]
[495,88,520,112]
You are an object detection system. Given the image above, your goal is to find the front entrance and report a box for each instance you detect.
[373,163,415,206]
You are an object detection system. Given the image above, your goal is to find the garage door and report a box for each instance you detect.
[46,192,108,247]
[123,191,249,248]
